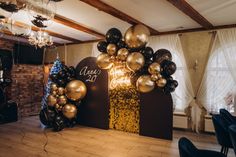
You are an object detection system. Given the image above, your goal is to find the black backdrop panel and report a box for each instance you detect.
[75,57,109,129]
[140,88,173,140]
[0,49,13,70]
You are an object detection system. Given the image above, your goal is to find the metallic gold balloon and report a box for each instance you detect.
[58,95,67,105]
[55,104,63,111]
[51,90,57,96]
[51,83,58,91]
[117,48,129,61]
[124,24,150,49]
[148,62,161,75]
[126,52,145,72]
[96,53,113,69]
[107,43,117,56]
[65,80,87,101]
[136,75,155,93]
[62,104,77,119]
[47,95,57,107]
[151,74,159,82]
[57,87,65,96]
[156,78,167,88]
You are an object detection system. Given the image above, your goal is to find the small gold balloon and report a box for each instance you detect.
[96,53,113,69]
[126,52,145,72]
[65,80,87,101]
[51,90,57,96]
[156,78,167,88]
[62,104,77,119]
[110,55,116,62]
[148,62,161,75]
[55,104,63,111]
[157,73,162,79]
[151,74,159,82]
[58,95,67,105]
[117,48,129,61]
[124,24,150,49]
[47,95,57,107]
[107,43,117,56]
[136,75,155,93]
[51,83,58,91]
[57,87,65,96]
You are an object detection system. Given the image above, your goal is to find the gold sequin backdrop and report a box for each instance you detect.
[109,64,140,133]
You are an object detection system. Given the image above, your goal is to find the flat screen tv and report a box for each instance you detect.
[13,44,44,65]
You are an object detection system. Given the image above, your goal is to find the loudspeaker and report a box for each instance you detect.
[0,101,18,124]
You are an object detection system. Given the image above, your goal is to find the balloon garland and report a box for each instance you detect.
[39,64,87,131]
[96,24,178,93]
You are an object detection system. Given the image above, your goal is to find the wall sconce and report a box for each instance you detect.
[193,59,198,71]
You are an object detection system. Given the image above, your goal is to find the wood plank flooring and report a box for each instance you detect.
[0,116,234,157]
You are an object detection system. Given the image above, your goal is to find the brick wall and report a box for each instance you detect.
[0,39,14,51]
[10,64,44,117]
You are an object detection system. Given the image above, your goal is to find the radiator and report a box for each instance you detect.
[173,112,188,129]
[204,115,215,133]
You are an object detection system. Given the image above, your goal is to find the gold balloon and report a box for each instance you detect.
[124,24,150,49]
[51,90,57,96]
[117,48,129,61]
[126,52,145,72]
[107,44,117,56]
[55,104,63,111]
[156,78,167,88]
[58,95,67,105]
[51,83,58,91]
[62,104,77,119]
[65,80,87,101]
[57,87,65,96]
[148,62,161,75]
[151,74,159,82]
[96,53,113,69]
[47,95,57,107]
[136,75,155,93]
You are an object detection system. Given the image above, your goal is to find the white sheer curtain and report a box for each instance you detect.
[197,29,236,115]
[148,35,194,113]
[91,42,100,57]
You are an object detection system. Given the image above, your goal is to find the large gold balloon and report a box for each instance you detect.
[96,53,113,69]
[57,87,65,96]
[124,24,150,49]
[107,44,117,56]
[65,80,87,101]
[148,62,161,75]
[136,75,155,93]
[58,95,67,105]
[47,95,57,107]
[117,48,129,61]
[62,104,77,119]
[126,52,145,72]
[51,83,58,92]
[156,78,167,88]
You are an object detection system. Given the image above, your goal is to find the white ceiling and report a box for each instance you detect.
[1,0,236,44]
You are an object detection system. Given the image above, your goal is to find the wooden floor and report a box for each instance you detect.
[0,116,234,157]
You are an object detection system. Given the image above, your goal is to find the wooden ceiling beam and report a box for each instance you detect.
[166,0,213,29]
[80,0,160,35]
[54,14,105,38]
[14,21,81,43]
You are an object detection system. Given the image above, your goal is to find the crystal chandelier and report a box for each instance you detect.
[28,29,53,48]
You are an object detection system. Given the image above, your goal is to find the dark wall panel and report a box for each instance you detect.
[139,88,173,140]
[75,57,109,129]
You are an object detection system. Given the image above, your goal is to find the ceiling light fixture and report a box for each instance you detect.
[28,29,53,48]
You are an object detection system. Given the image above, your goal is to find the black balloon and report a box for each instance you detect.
[128,46,145,53]
[52,115,65,132]
[68,66,76,76]
[97,41,108,53]
[39,108,50,126]
[50,74,58,82]
[57,79,66,87]
[106,28,122,44]
[142,47,154,59]
[117,40,127,49]
[161,60,176,76]
[58,70,67,79]
[172,80,178,87]
[154,49,172,63]
[65,118,77,128]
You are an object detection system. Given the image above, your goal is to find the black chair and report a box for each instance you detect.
[220,109,236,125]
[212,115,233,156]
[178,137,226,157]
[228,125,236,155]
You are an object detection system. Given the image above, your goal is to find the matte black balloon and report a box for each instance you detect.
[117,40,127,49]
[165,76,173,82]
[52,115,65,132]
[39,108,50,126]
[142,47,154,59]
[161,60,176,76]
[97,41,108,53]
[172,80,178,87]
[47,108,57,124]
[128,46,145,53]
[106,28,122,44]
